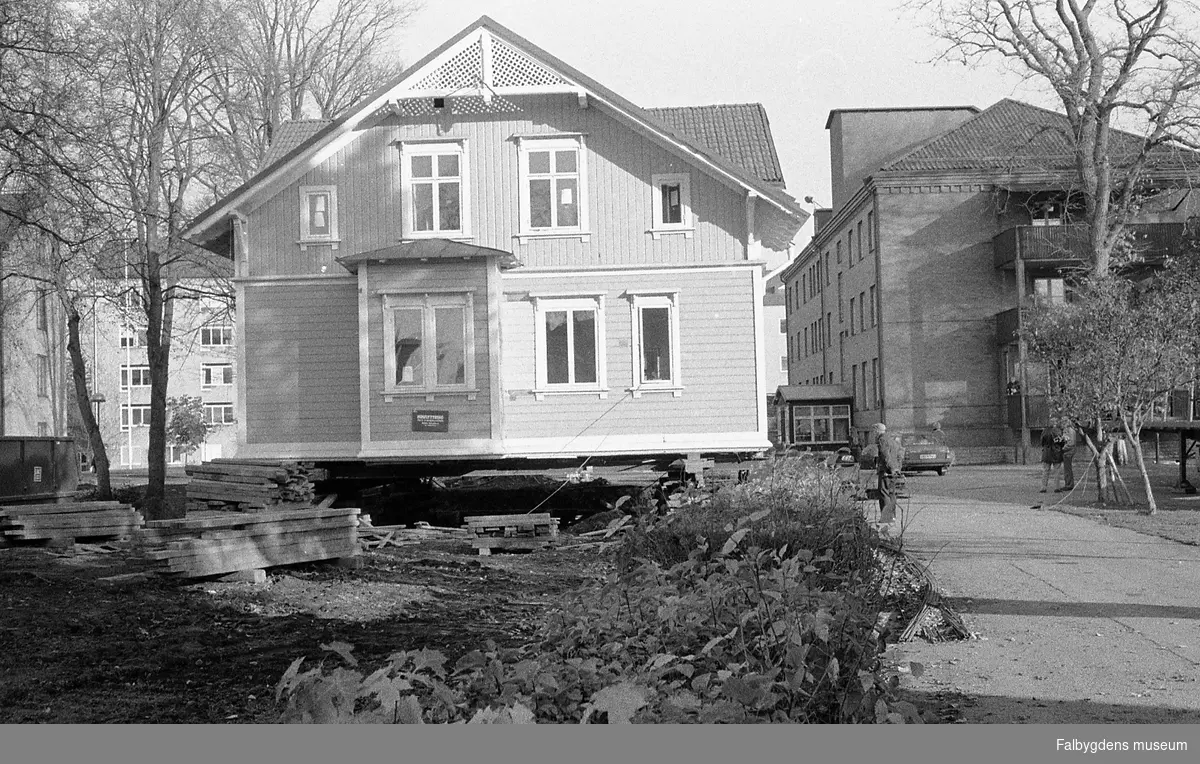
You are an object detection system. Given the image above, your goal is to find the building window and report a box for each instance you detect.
[200,323,233,347]
[518,136,587,240]
[1033,277,1067,305]
[629,292,681,394]
[870,285,878,327]
[382,292,475,394]
[790,404,851,446]
[826,312,832,347]
[836,241,842,264]
[36,290,48,332]
[120,364,151,390]
[532,294,606,396]
[872,358,881,408]
[298,185,339,245]
[37,355,50,397]
[852,366,859,409]
[837,273,844,323]
[204,403,235,426]
[849,297,856,335]
[120,404,152,430]
[779,318,787,334]
[650,172,692,237]
[801,274,807,304]
[399,141,469,239]
[861,362,869,408]
[201,363,234,387]
[804,327,809,357]
[867,211,874,252]
[847,231,853,264]
[824,253,831,286]
[37,421,50,436]
[119,325,146,348]
[858,291,866,331]
[1031,200,1064,226]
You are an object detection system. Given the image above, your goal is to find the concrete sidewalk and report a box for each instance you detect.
[891,487,1200,724]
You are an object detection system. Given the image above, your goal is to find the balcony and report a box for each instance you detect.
[993,222,1186,270]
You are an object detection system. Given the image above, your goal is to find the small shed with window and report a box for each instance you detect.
[773,385,854,451]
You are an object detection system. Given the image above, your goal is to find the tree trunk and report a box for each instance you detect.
[1123,419,1157,515]
[63,297,112,500]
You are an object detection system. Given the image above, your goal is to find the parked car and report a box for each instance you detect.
[899,433,955,475]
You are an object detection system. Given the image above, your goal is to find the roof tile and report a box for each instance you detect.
[647,104,785,185]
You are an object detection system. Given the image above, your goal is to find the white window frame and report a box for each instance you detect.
[649,172,693,239]
[398,139,470,241]
[119,325,146,348]
[516,135,590,243]
[531,292,607,399]
[120,364,151,390]
[204,402,236,426]
[627,290,682,397]
[120,404,151,431]
[298,185,339,249]
[381,291,477,400]
[200,323,233,348]
[201,363,234,388]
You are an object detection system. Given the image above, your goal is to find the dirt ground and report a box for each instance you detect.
[0,539,610,723]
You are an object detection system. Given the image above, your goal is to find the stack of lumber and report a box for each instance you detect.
[357,518,470,550]
[0,501,142,542]
[464,512,559,556]
[132,506,360,578]
[184,460,328,512]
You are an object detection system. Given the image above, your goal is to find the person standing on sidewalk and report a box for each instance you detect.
[1058,421,1076,492]
[1040,421,1064,493]
[872,423,904,523]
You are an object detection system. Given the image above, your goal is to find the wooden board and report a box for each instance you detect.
[144,526,356,562]
[162,538,359,577]
[465,513,555,527]
[0,503,130,516]
[136,517,358,543]
[142,507,358,530]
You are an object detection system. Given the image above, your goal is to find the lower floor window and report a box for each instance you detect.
[204,403,235,425]
[535,295,606,391]
[790,404,851,445]
[629,291,681,390]
[383,293,475,393]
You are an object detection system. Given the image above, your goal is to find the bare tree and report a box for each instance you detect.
[917,0,1200,274]
[200,0,418,188]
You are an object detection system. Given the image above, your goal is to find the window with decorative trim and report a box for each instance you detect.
[201,363,233,388]
[531,293,606,398]
[649,172,692,238]
[299,185,339,248]
[382,292,476,398]
[517,136,588,241]
[867,211,875,252]
[204,402,235,426]
[628,291,682,397]
[398,140,469,239]
[37,355,50,397]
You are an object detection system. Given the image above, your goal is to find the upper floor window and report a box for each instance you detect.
[119,325,146,348]
[382,292,476,395]
[779,318,787,334]
[36,290,48,332]
[200,323,233,347]
[1032,277,1067,305]
[202,363,234,387]
[867,211,874,252]
[121,404,151,430]
[1031,200,1064,227]
[299,185,339,246]
[120,364,151,390]
[869,285,878,327]
[399,140,469,239]
[204,403,236,426]
[37,355,50,397]
[650,173,693,238]
[518,136,588,241]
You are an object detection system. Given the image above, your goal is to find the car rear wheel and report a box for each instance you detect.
[937,466,948,476]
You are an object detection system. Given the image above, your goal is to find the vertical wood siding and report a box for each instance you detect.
[366,261,493,443]
[243,281,361,444]
[247,95,747,276]
[500,268,759,440]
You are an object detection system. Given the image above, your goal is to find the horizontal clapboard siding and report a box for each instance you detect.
[500,268,758,441]
[244,282,360,444]
[247,94,746,276]
[366,261,493,442]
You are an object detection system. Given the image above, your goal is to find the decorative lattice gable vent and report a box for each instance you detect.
[410,38,484,91]
[489,37,570,88]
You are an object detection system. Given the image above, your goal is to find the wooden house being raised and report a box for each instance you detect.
[183,16,808,473]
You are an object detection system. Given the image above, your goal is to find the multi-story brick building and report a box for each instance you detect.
[779,100,1199,461]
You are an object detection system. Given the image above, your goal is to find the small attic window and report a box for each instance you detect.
[433,97,446,109]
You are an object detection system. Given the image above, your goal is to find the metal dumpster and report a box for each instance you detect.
[0,436,80,502]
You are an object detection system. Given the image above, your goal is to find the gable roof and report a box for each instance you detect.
[880,98,1199,178]
[646,104,785,186]
[185,16,807,253]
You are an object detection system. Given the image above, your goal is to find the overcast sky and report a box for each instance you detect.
[399,0,1053,238]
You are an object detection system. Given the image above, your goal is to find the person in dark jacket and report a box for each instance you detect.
[1058,421,1077,491]
[872,423,904,523]
[1040,421,1064,493]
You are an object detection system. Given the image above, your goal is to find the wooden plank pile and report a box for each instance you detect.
[183,460,328,512]
[131,506,360,578]
[464,512,559,556]
[357,517,469,550]
[0,501,142,542]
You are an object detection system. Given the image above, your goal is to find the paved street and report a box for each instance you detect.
[892,466,1200,723]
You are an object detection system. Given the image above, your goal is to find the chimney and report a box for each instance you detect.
[813,208,833,236]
